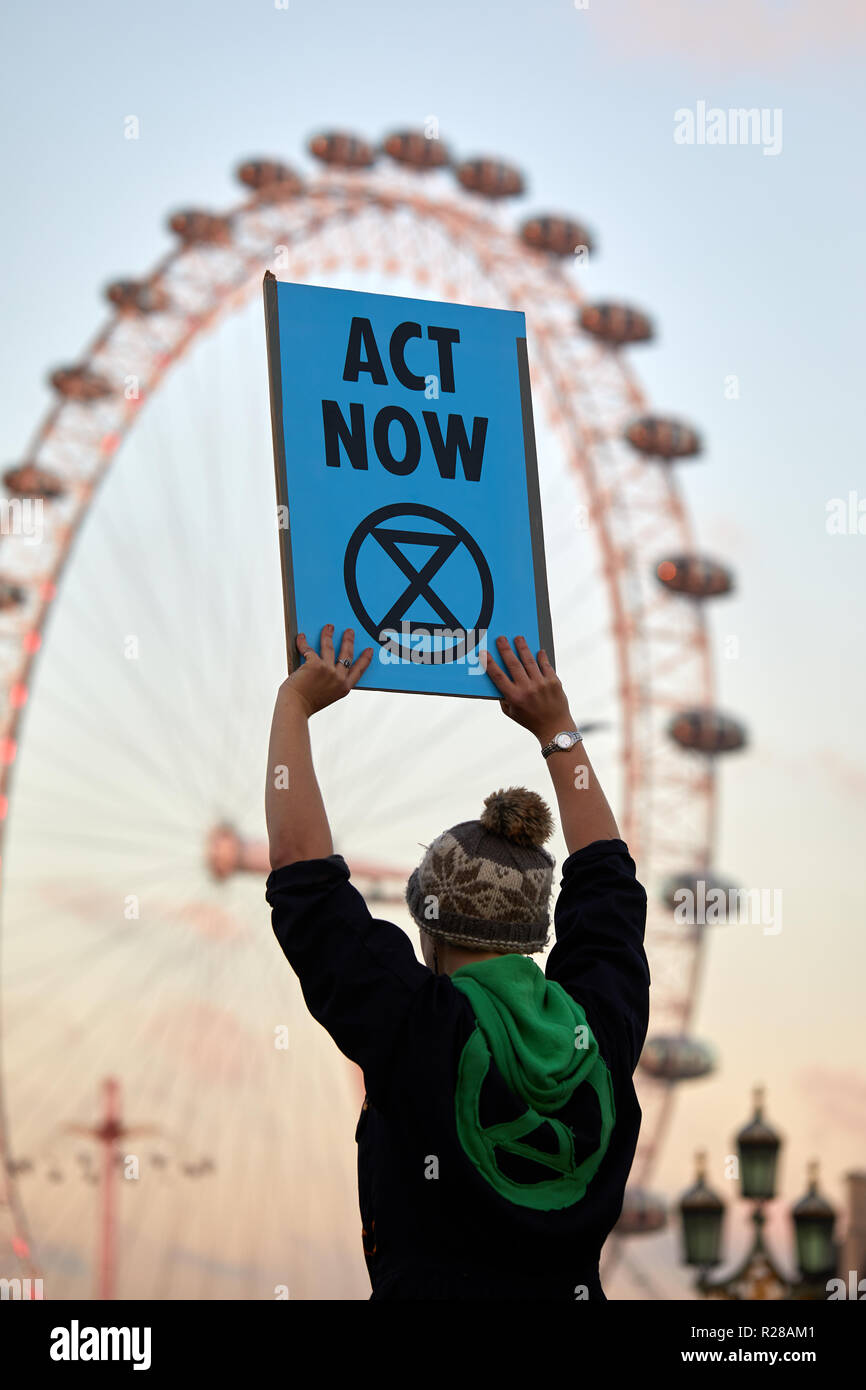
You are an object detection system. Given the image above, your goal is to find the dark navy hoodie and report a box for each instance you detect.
[265,836,650,1300]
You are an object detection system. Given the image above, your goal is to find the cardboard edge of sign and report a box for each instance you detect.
[263,271,302,674]
[263,274,556,693]
[516,334,556,673]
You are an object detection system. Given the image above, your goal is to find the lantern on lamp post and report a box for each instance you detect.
[736,1086,781,1200]
[679,1151,724,1269]
[792,1162,837,1282]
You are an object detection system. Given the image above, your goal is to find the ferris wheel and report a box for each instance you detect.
[0,127,747,1300]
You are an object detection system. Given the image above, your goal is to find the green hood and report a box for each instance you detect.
[451,954,615,1209]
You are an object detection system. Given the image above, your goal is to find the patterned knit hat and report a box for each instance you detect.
[405,788,556,954]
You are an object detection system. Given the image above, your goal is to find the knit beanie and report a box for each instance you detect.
[405,787,556,954]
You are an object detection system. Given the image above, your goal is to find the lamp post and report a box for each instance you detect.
[678,1088,837,1300]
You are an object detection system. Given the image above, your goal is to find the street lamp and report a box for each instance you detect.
[679,1088,838,1300]
[679,1151,724,1269]
[736,1086,781,1200]
[792,1161,837,1280]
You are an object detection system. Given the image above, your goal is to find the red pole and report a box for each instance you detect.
[97,1076,120,1301]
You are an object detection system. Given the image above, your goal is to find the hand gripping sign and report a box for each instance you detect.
[264,274,554,698]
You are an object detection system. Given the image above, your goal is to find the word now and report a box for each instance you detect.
[322,316,488,480]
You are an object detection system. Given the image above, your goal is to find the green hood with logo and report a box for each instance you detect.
[451,953,615,1210]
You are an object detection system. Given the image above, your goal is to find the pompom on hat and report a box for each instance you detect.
[405,788,556,954]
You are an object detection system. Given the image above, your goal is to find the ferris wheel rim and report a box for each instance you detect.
[0,148,724,1282]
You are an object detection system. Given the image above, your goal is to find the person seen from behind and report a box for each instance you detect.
[265,627,650,1300]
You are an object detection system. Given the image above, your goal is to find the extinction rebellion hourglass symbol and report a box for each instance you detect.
[343,502,494,663]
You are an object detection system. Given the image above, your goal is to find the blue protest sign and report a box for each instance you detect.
[264,275,554,698]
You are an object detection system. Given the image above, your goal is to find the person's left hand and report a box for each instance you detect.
[281,624,374,717]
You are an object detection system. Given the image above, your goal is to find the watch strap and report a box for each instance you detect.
[541,729,583,759]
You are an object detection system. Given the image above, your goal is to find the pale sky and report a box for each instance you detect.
[1,0,864,1300]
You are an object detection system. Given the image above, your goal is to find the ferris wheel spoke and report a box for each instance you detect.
[104,932,317,1296]
[85,551,229,820]
[6,878,254,1126]
[16,826,198,859]
[37,593,215,817]
[21,718,196,831]
[94,929,269,1276]
[84,417,241,818]
[200,350,280,814]
[1,863,211,979]
[142,359,246,816]
[13,777,199,841]
[10,725,198,833]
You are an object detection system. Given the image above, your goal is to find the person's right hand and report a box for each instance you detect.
[482,636,574,742]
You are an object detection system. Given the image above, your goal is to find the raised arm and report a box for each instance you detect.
[263,623,443,1112]
[265,624,373,869]
[481,635,619,853]
[483,635,649,1066]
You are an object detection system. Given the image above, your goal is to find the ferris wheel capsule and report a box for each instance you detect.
[308,131,376,168]
[0,579,27,611]
[668,709,748,754]
[625,416,702,459]
[520,215,594,257]
[455,157,525,199]
[168,210,233,246]
[661,871,737,912]
[49,366,113,401]
[205,823,241,881]
[105,280,171,315]
[580,302,654,346]
[235,159,304,201]
[3,463,66,500]
[655,555,734,598]
[640,1036,716,1081]
[615,1187,668,1235]
[382,130,450,169]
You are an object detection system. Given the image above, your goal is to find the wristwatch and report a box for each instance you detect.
[541,729,583,759]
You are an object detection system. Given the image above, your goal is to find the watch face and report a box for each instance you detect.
[555,733,573,749]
